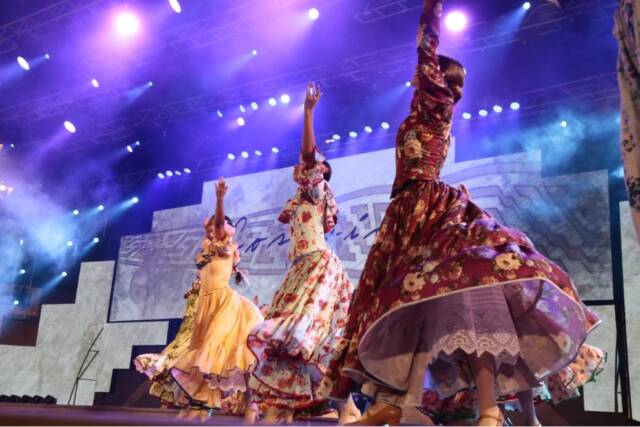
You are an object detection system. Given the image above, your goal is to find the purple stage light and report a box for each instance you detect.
[493,105,503,113]
[445,11,468,32]
[126,145,133,153]
[523,2,531,10]
[241,151,249,159]
[228,153,236,160]
[61,271,68,278]
[158,173,165,179]
[91,78,100,88]
[251,102,259,110]
[255,150,262,156]
[510,102,521,111]
[169,0,182,13]
[271,147,279,154]
[349,131,358,138]
[332,134,341,140]
[478,109,488,117]
[560,120,568,128]
[114,11,141,38]
[364,126,373,133]
[184,168,192,174]
[280,94,291,104]
[44,53,51,60]
[17,56,30,71]
[252,49,258,56]
[462,112,472,120]
[381,122,390,130]
[216,110,224,118]
[166,170,173,177]
[237,117,246,126]
[239,105,246,113]
[132,196,140,204]
[268,98,278,107]
[308,8,320,20]
[64,121,77,133]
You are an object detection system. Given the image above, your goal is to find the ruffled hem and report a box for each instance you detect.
[170,365,254,408]
[351,277,604,402]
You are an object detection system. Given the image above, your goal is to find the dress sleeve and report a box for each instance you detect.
[415,1,448,94]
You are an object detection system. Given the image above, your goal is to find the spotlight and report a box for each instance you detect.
[364,126,373,133]
[19,239,24,246]
[147,81,153,87]
[64,121,77,133]
[72,209,80,216]
[308,8,320,20]
[280,94,291,104]
[114,12,141,38]
[405,81,412,88]
[44,53,51,60]
[237,117,246,126]
[67,240,74,247]
[522,2,531,10]
[93,237,100,244]
[478,109,489,117]
[239,105,246,113]
[560,120,568,128]
[228,153,236,160]
[97,205,105,211]
[493,105,503,113]
[174,170,182,176]
[271,147,279,154]
[332,134,341,140]
[61,271,68,278]
[349,131,358,138]
[183,168,192,174]
[134,141,141,147]
[169,0,182,13]
[444,11,468,32]
[126,145,133,153]
[13,300,19,306]
[20,269,26,275]
[241,151,249,159]
[216,110,224,118]
[17,56,30,71]
[255,150,263,156]
[251,102,259,110]
[91,78,100,88]
[252,49,258,56]
[381,122,390,130]
[268,98,278,107]
[132,196,139,203]
[510,102,521,111]
[462,112,472,120]
[158,172,165,179]
[166,170,174,177]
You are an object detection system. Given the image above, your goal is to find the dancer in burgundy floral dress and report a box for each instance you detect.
[248,83,360,424]
[329,0,605,425]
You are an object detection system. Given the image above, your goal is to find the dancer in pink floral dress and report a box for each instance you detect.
[248,83,359,424]
[329,1,605,425]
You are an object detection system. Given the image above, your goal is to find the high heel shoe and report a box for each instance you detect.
[346,403,402,426]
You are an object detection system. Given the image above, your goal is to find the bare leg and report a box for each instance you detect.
[516,389,540,426]
[243,373,259,424]
[470,353,503,426]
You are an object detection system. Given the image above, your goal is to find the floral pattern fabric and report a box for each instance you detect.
[134,287,199,407]
[248,155,354,412]
[615,0,640,240]
[329,0,605,409]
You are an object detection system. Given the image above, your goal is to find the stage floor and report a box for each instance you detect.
[0,403,336,426]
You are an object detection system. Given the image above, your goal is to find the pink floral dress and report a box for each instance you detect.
[329,0,605,417]
[247,156,354,412]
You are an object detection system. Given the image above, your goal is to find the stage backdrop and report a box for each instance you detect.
[110,145,613,322]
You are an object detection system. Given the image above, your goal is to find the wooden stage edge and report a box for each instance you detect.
[0,402,635,426]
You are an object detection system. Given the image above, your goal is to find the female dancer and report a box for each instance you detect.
[168,177,264,422]
[330,1,605,425]
[247,83,360,424]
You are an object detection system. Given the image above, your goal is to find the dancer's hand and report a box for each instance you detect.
[215,177,228,199]
[304,82,322,112]
[459,184,471,199]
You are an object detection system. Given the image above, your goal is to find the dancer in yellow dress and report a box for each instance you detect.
[168,177,264,422]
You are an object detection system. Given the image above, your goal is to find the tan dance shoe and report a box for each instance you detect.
[346,402,402,426]
[475,409,505,426]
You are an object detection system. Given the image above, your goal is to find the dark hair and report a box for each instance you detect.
[438,55,465,104]
[205,215,233,229]
[322,160,332,182]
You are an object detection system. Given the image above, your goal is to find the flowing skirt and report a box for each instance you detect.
[248,249,354,410]
[134,292,198,407]
[331,180,604,406]
[170,285,263,408]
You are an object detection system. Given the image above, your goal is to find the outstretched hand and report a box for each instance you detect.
[215,177,228,199]
[304,82,322,112]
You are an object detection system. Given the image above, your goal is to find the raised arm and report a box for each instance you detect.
[213,177,228,240]
[414,0,443,89]
[301,82,322,169]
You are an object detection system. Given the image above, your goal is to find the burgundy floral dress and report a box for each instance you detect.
[247,156,355,411]
[330,0,605,414]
